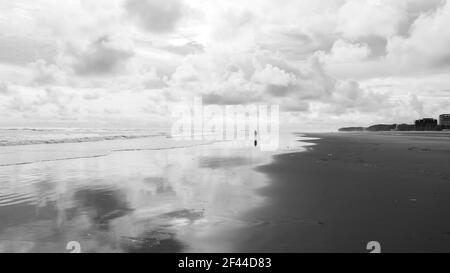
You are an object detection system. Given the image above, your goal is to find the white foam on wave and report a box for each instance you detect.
[0,128,166,146]
[0,128,221,168]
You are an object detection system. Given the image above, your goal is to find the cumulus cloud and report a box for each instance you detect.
[386,0,450,72]
[8,96,38,113]
[0,36,56,66]
[166,45,392,118]
[328,80,392,114]
[124,0,184,33]
[337,0,408,39]
[68,35,134,76]
[0,0,449,129]
[252,64,297,87]
[83,92,100,100]
[320,40,371,63]
[29,59,67,85]
[162,41,204,56]
[0,82,9,94]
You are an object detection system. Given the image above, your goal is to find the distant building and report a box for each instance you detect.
[338,115,448,132]
[415,118,438,131]
[439,114,450,127]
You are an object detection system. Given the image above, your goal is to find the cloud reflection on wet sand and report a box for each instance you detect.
[0,134,308,252]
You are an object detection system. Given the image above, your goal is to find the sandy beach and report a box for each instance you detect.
[2,0,450,260]
[1,131,450,253]
[235,132,450,252]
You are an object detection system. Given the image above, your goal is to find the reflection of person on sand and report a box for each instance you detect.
[254,130,258,147]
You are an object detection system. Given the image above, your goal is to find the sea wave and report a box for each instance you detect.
[0,128,166,146]
[0,134,165,146]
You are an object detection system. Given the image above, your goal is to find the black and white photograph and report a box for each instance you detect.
[0,0,450,260]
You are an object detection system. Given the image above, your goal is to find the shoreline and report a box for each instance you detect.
[2,131,450,252]
[234,132,450,252]
[0,134,278,253]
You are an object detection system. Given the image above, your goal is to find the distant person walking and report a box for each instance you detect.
[254,130,258,147]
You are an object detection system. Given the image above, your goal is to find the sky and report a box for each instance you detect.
[0,0,450,131]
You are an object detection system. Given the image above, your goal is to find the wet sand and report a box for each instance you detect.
[238,132,450,252]
[0,133,307,253]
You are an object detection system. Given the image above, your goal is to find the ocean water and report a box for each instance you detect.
[0,129,314,252]
[0,128,165,146]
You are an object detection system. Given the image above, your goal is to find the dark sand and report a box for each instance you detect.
[236,132,450,253]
